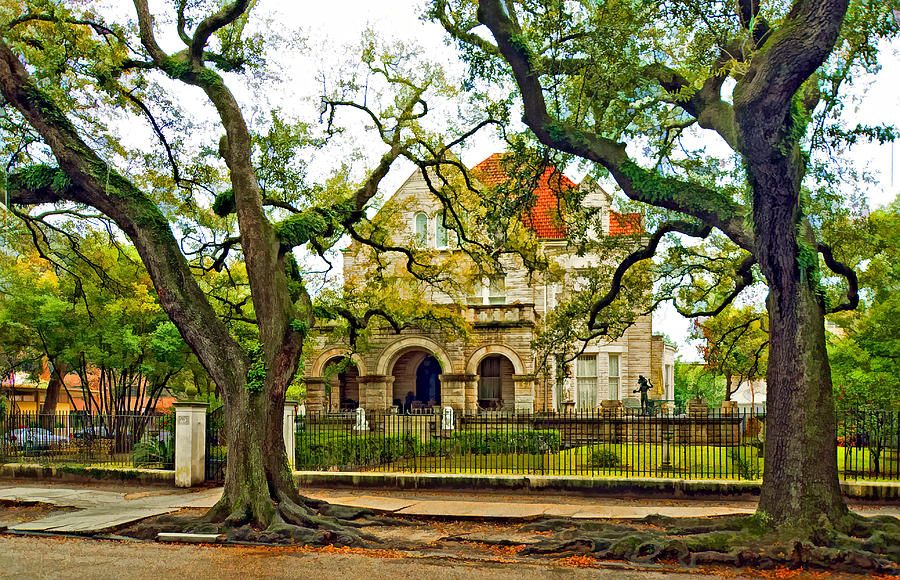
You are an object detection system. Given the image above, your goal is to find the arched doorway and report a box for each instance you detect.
[477,355,515,411]
[323,357,359,411]
[390,350,442,412]
[416,356,442,407]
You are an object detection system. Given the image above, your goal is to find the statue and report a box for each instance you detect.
[441,406,455,431]
[353,407,368,432]
[633,375,654,416]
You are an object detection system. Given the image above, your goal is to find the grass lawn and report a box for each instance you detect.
[372,442,766,479]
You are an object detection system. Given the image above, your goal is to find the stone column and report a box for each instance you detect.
[283,400,298,471]
[464,374,478,415]
[174,401,208,488]
[304,377,327,413]
[512,374,535,415]
[689,398,708,444]
[438,374,467,414]
[720,400,739,444]
[358,375,393,412]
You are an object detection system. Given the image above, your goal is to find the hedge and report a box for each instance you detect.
[295,432,421,470]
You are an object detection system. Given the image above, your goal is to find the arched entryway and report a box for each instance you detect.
[477,355,515,411]
[322,357,359,411]
[390,350,442,412]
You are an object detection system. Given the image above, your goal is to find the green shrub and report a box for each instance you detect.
[295,432,421,470]
[435,429,561,455]
[587,447,621,468]
[130,438,174,467]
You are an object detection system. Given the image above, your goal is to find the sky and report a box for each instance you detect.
[129,0,900,361]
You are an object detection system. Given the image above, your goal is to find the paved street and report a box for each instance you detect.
[0,534,880,580]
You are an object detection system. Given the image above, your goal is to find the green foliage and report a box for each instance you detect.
[295,432,420,470]
[0,228,199,409]
[730,447,763,479]
[587,446,621,468]
[130,437,174,467]
[245,341,266,394]
[691,305,768,401]
[11,165,72,195]
[211,189,235,217]
[618,160,738,222]
[828,198,900,419]
[438,429,561,455]
[674,360,726,409]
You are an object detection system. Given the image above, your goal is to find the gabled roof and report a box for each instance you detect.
[609,211,642,236]
[471,153,572,240]
[471,153,641,239]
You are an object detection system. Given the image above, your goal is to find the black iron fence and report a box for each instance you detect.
[205,407,226,483]
[839,410,900,481]
[295,408,900,481]
[0,411,174,469]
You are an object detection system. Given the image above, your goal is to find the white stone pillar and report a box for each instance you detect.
[283,400,298,471]
[174,402,208,488]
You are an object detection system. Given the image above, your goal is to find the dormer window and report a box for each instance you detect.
[435,216,448,249]
[414,212,428,247]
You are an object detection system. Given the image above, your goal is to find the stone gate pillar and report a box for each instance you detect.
[304,377,327,413]
[464,374,478,414]
[438,374,467,414]
[358,375,393,412]
[512,374,536,415]
[283,400,298,471]
[174,401,208,488]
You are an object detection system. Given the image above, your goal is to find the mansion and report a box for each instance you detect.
[303,154,675,415]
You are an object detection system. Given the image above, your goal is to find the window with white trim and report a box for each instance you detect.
[608,354,620,400]
[435,216,448,249]
[414,212,428,247]
[468,275,506,305]
[576,355,597,410]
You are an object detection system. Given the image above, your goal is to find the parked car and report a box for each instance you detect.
[72,425,111,440]
[4,428,69,450]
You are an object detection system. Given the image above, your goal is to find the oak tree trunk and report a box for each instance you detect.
[751,166,847,528]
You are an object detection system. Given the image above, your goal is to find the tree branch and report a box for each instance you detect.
[189,0,252,65]
[587,220,713,332]
[673,254,756,318]
[818,242,859,313]
[475,0,754,251]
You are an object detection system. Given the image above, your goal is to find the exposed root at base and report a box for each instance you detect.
[510,513,900,575]
[193,491,390,547]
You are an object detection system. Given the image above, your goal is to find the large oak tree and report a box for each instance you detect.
[432,0,896,531]
[0,0,463,538]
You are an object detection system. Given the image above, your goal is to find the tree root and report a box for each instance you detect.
[515,514,900,574]
[197,486,401,547]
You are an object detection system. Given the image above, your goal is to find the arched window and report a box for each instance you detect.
[414,212,428,247]
[478,356,502,408]
[435,216,448,249]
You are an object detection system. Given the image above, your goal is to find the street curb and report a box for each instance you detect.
[292,471,900,502]
[0,463,174,485]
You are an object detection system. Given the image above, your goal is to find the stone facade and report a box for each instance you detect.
[305,155,675,414]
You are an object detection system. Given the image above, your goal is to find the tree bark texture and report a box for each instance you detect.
[750,167,847,527]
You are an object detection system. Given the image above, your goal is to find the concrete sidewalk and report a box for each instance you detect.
[3,482,900,535]
[0,484,221,534]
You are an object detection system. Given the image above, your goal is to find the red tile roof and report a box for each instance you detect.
[471,154,641,239]
[609,211,642,235]
[471,153,572,240]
